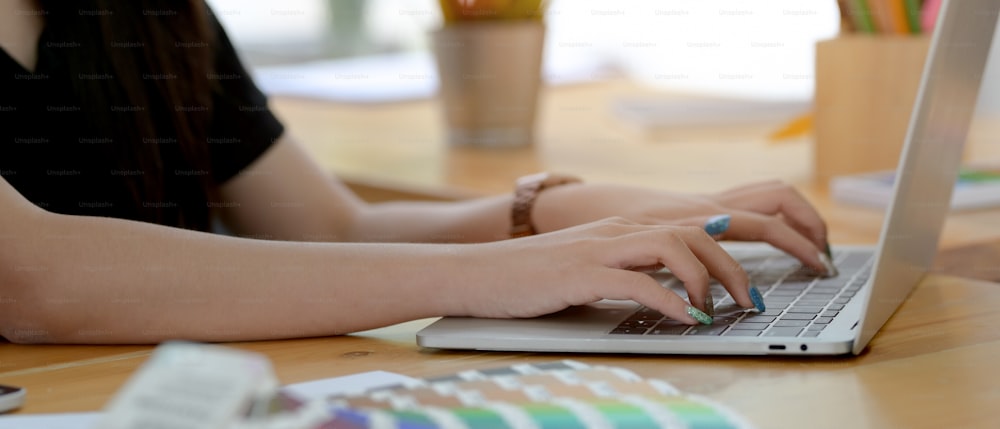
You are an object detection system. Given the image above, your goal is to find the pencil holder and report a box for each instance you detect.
[431,21,545,148]
[814,35,931,184]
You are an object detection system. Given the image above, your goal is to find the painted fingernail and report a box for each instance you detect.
[824,242,834,259]
[749,286,766,312]
[704,295,715,317]
[703,214,731,236]
[687,306,713,325]
[819,252,839,278]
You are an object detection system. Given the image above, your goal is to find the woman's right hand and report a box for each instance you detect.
[447,217,756,325]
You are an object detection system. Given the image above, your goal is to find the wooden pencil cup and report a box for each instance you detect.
[814,35,932,185]
[431,21,545,148]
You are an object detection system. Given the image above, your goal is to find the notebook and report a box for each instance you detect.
[417,0,1000,356]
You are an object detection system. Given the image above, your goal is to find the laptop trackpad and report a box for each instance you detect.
[427,300,640,338]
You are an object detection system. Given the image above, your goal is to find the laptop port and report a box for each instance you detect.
[768,345,786,350]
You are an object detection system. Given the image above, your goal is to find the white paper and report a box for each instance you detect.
[0,371,416,429]
[279,370,414,401]
[252,50,614,104]
[0,412,97,429]
[612,98,810,129]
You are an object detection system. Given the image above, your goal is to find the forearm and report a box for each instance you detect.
[348,194,514,243]
[2,211,468,344]
[217,137,516,244]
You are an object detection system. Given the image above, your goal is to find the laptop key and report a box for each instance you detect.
[775,278,811,287]
[815,278,848,288]
[774,320,810,327]
[780,314,816,321]
[686,325,728,336]
[827,304,845,311]
[620,319,658,328]
[634,308,665,320]
[802,331,822,337]
[760,309,783,316]
[804,293,836,299]
[731,322,770,330]
[742,315,777,323]
[610,327,648,335]
[783,273,820,283]
[725,330,762,337]
[712,317,741,326]
[764,327,803,337]
[814,317,833,324]
[833,297,851,304]
[787,306,824,314]
[649,324,690,335]
[821,310,840,318]
[764,258,803,272]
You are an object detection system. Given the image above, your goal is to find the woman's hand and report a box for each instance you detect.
[448,218,757,325]
[531,180,834,275]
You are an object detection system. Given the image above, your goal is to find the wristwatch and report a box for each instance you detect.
[509,172,582,238]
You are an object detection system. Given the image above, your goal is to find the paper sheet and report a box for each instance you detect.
[252,51,614,104]
[0,371,416,429]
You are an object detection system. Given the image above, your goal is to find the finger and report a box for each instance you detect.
[602,270,710,325]
[675,212,835,280]
[628,263,665,273]
[720,211,830,275]
[606,228,713,319]
[714,181,829,251]
[671,226,754,310]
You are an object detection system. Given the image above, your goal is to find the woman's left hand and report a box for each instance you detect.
[531,180,834,275]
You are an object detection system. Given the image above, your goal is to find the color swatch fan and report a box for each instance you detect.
[320,360,755,429]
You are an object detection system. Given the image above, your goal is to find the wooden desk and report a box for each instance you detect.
[3,274,1000,428]
[3,80,1000,428]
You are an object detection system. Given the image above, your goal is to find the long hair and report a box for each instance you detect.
[40,0,216,230]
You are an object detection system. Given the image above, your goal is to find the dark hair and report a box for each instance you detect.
[40,0,217,230]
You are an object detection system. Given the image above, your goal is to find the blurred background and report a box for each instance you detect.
[206,0,839,101]
[206,0,1000,109]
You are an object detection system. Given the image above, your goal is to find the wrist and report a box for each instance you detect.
[509,172,582,238]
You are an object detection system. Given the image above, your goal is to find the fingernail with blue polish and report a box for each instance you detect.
[687,306,713,325]
[704,214,731,236]
[749,286,766,312]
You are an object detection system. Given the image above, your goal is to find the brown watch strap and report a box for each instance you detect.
[509,172,582,238]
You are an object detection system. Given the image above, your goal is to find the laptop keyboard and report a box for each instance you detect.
[610,251,874,338]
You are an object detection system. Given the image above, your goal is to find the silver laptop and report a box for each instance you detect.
[417,0,999,356]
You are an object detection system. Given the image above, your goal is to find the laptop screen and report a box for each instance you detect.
[854,0,1000,355]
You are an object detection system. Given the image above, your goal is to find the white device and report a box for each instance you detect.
[0,384,25,413]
